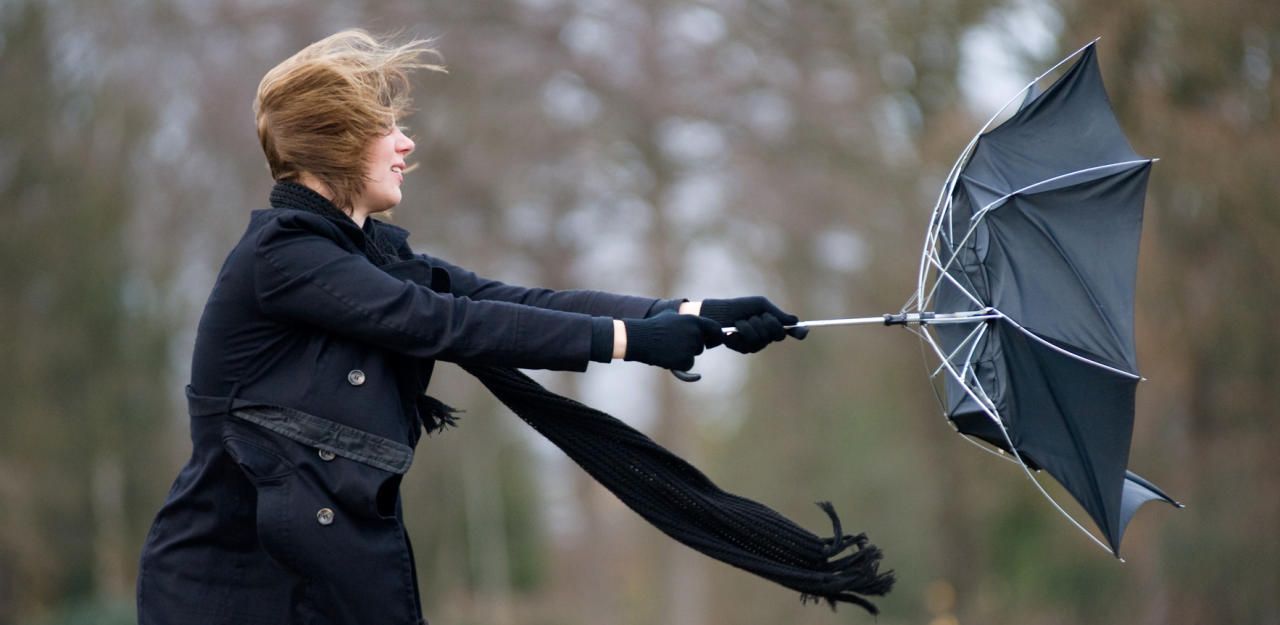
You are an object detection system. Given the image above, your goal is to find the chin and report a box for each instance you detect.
[374,192,402,213]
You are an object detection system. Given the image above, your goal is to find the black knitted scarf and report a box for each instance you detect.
[270,181,895,613]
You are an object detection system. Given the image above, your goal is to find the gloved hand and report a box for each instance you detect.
[624,311,725,371]
[700,296,808,354]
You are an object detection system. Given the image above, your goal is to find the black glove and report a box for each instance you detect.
[624,311,725,371]
[700,296,808,354]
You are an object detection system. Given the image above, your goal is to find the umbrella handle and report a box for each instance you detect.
[670,369,701,383]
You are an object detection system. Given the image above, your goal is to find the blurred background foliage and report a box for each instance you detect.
[1,0,1276,623]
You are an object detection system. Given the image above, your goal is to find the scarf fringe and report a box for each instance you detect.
[416,394,463,434]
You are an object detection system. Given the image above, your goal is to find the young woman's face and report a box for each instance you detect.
[355,124,415,216]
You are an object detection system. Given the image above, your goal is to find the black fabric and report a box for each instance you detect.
[728,314,787,354]
[270,181,402,265]
[931,44,1178,556]
[701,296,799,327]
[140,388,424,625]
[278,182,895,611]
[1119,470,1182,539]
[623,311,725,371]
[462,363,895,613]
[645,297,688,317]
[589,317,615,363]
[233,404,415,474]
[996,323,1136,553]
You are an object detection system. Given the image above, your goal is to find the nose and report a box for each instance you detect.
[396,127,415,156]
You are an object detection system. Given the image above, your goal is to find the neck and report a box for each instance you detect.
[295,173,367,227]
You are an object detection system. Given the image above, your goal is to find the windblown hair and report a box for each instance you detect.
[254,30,445,211]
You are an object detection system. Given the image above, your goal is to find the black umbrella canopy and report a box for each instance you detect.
[926,43,1180,557]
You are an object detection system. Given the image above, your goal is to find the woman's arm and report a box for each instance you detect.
[253,213,605,371]
[422,253,684,319]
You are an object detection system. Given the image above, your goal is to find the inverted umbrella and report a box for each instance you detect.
[921,40,1187,557]
[747,41,1182,557]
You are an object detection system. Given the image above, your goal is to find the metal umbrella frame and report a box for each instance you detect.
[764,39,1181,557]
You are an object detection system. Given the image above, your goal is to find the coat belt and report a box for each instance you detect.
[186,386,414,474]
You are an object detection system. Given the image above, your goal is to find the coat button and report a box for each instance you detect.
[318,449,336,461]
[316,508,335,526]
[347,369,366,386]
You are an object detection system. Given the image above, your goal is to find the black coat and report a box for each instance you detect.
[137,183,668,625]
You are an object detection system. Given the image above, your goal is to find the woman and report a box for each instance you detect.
[136,30,809,625]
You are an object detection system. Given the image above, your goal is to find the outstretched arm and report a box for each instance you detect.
[422,253,682,319]
[254,213,722,371]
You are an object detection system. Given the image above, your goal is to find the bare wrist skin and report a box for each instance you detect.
[613,319,627,360]
[678,300,703,315]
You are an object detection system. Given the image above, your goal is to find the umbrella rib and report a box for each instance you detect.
[924,223,986,312]
[1006,199,1136,367]
[923,213,988,312]
[920,159,1152,317]
[916,330,1116,553]
[921,166,969,307]
[930,161,1151,302]
[921,216,988,312]
[958,322,991,383]
[930,320,989,378]
[920,157,964,300]
[916,322,1011,469]
[996,312,1139,379]
[967,159,1154,223]
[957,431,1021,464]
[958,37,1103,168]
[923,199,994,312]
[918,327,1116,556]
[924,254,987,310]
[954,365,1020,463]
[1023,339,1121,552]
[917,38,1101,309]
[918,203,949,307]
[918,325,1013,470]
[922,255,978,311]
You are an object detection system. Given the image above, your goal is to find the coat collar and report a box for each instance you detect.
[268,180,410,263]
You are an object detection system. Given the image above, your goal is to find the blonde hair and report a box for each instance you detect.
[254,30,445,210]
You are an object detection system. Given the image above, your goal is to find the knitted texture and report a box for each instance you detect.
[462,364,895,613]
[270,181,401,264]
[621,315,671,365]
[698,298,742,326]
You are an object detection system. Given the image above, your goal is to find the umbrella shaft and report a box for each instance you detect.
[776,310,1000,331]
[792,316,896,328]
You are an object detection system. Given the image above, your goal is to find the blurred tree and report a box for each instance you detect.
[0,2,172,623]
[1058,1,1280,623]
